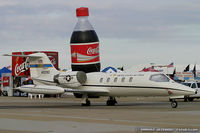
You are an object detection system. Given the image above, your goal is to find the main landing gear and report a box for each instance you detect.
[82,99,91,106]
[171,100,178,108]
[106,97,117,106]
[184,97,194,102]
[81,95,118,106]
[81,94,91,106]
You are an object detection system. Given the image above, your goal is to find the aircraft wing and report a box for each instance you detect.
[64,88,109,95]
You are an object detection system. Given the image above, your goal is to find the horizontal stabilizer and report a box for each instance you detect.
[16,84,65,94]
[4,53,59,86]
[3,54,42,58]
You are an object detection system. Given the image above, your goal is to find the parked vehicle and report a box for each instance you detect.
[170,82,199,102]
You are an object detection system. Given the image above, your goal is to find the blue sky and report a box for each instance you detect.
[1,0,200,70]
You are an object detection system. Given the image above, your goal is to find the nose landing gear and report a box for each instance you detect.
[171,100,178,108]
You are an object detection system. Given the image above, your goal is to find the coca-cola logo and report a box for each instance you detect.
[87,46,99,55]
[15,57,29,76]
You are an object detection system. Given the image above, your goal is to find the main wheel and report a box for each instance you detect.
[106,100,111,106]
[171,101,178,108]
[188,98,194,102]
[106,100,116,106]
[81,99,91,106]
[86,99,91,106]
[184,98,188,102]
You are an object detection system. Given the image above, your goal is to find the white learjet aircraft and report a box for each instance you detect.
[4,53,195,108]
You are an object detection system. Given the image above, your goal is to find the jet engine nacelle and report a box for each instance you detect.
[54,71,87,88]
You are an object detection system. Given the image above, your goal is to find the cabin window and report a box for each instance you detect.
[114,77,118,82]
[107,78,110,82]
[129,77,133,82]
[149,74,170,82]
[100,78,103,83]
[121,77,125,82]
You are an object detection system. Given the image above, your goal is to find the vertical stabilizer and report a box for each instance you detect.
[28,53,59,84]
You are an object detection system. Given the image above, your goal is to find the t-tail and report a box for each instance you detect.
[28,53,60,85]
[4,53,60,86]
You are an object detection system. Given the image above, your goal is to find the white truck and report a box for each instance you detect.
[170,82,200,102]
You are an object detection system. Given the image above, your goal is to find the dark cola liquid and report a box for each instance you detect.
[70,30,101,73]
[70,30,99,43]
[71,63,101,73]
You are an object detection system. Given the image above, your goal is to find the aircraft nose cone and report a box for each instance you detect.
[188,88,196,95]
[177,84,196,96]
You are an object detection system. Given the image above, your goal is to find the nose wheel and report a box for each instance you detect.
[171,100,178,108]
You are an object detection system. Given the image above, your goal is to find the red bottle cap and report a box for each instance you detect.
[76,7,89,17]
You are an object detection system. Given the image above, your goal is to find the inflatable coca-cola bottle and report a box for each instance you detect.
[70,7,100,73]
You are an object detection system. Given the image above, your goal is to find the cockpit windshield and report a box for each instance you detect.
[182,83,191,87]
[149,74,170,82]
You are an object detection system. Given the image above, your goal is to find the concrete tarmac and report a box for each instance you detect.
[0,96,200,133]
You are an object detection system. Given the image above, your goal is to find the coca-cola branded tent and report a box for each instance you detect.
[0,67,12,78]
[0,67,12,86]
[0,67,12,95]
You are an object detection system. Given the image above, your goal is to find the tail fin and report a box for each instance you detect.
[28,53,59,80]
[4,53,59,85]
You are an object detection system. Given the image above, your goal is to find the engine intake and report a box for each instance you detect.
[76,71,87,84]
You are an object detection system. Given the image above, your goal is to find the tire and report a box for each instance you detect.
[86,100,91,106]
[106,100,111,106]
[188,98,194,102]
[106,100,115,106]
[81,99,91,106]
[171,101,178,108]
[184,98,188,102]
